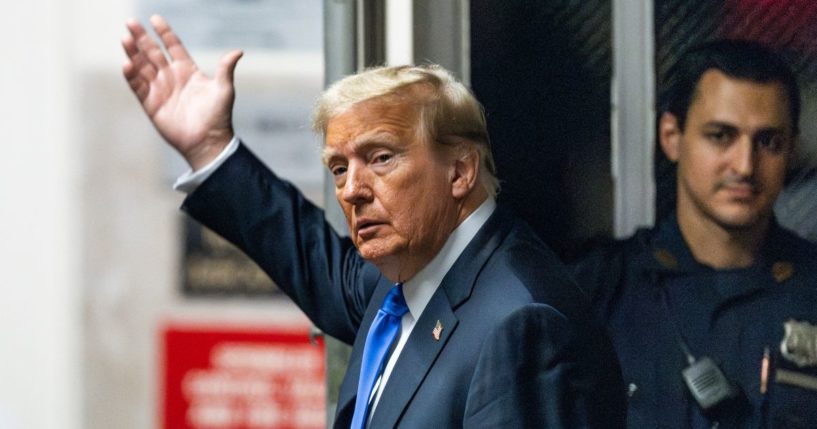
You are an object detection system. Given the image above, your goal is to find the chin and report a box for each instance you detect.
[356,245,384,263]
[712,207,769,231]
[356,240,397,263]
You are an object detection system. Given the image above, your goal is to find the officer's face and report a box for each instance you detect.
[323,95,462,282]
[660,69,794,232]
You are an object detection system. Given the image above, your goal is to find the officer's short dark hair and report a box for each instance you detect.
[660,39,801,134]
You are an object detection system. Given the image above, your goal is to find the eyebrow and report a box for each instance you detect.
[701,121,788,134]
[321,132,402,165]
[700,121,737,130]
[321,147,338,166]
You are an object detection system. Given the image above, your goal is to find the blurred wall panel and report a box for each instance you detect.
[0,0,81,428]
[78,2,326,428]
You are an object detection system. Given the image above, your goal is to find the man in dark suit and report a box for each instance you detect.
[122,15,624,428]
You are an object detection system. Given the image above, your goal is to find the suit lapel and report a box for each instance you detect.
[368,291,459,427]
[367,206,511,426]
[335,207,511,427]
[440,206,511,307]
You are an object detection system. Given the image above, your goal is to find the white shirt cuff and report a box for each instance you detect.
[173,137,241,193]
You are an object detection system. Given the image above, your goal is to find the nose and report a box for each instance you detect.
[732,136,755,177]
[340,163,373,205]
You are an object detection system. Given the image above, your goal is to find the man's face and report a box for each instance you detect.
[323,96,461,281]
[661,69,794,232]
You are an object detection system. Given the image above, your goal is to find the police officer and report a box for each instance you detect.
[573,40,817,429]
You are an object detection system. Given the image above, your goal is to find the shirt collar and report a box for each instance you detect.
[402,198,497,320]
[650,212,792,273]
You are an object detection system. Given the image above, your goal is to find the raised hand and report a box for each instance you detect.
[122,15,243,170]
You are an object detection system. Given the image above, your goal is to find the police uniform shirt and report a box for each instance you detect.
[573,213,817,429]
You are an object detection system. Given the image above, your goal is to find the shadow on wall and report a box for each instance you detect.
[470,0,614,259]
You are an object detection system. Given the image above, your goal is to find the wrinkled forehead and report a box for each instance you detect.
[324,93,429,141]
[320,96,427,163]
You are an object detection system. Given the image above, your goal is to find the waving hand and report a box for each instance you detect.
[122,15,243,170]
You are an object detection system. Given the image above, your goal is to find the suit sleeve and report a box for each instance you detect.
[570,240,631,327]
[181,143,380,344]
[463,304,626,429]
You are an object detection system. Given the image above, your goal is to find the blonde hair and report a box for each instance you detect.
[313,64,499,197]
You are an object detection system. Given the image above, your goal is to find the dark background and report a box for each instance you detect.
[470,0,817,260]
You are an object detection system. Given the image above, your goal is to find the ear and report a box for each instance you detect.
[659,112,682,162]
[788,134,800,164]
[450,148,480,199]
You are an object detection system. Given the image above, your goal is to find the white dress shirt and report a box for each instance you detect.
[173,137,240,193]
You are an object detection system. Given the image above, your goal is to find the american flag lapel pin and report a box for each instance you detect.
[432,320,443,341]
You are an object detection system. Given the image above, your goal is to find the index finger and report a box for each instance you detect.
[150,14,192,63]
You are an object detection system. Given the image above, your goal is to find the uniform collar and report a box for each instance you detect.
[644,213,798,296]
[646,212,708,274]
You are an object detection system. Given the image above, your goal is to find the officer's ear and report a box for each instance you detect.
[659,112,682,162]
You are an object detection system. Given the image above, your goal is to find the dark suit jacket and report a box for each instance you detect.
[182,143,625,428]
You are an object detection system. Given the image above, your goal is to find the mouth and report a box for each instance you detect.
[720,183,758,200]
[355,218,386,239]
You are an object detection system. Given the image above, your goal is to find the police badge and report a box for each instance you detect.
[780,319,817,368]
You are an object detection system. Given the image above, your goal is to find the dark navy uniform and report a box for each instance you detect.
[573,213,817,429]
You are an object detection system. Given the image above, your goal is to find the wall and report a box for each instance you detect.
[0,0,81,427]
[0,1,323,428]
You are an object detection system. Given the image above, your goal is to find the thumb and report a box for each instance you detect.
[216,49,244,86]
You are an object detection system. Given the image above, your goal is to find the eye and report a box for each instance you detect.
[330,165,347,177]
[371,152,394,165]
[705,130,732,145]
[755,133,787,154]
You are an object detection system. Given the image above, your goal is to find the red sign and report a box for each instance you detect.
[162,324,325,429]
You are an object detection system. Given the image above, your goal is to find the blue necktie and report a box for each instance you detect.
[350,283,409,429]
